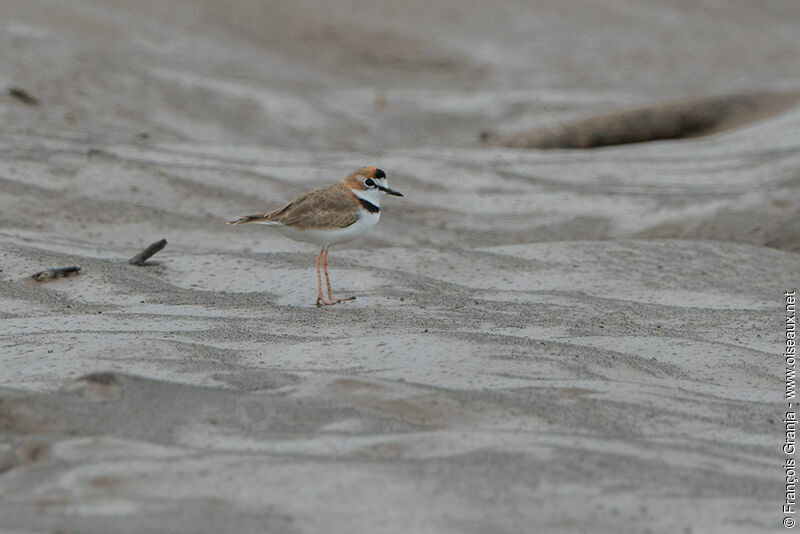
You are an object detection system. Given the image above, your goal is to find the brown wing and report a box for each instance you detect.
[227,182,359,229]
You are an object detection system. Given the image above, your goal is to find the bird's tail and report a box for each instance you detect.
[227,214,280,225]
[228,215,261,225]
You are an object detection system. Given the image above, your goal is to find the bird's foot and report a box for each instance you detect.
[316,296,356,307]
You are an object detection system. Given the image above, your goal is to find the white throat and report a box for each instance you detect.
[351,187,383,208]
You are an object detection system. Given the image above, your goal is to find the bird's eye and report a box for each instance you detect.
[365,178,375,187]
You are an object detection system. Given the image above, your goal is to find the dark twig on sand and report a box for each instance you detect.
[129,239,167,265]
[31,266,81,281]
[8,87,40,106]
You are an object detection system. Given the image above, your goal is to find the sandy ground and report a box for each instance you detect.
[1,1,799,533]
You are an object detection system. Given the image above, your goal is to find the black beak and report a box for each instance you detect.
[376,184,403,197]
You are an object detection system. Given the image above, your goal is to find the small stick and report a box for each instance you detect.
[129,238,167,265]
[8,88,40,106]
[31,266,81,281]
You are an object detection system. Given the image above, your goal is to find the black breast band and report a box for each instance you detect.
[357,197,380,214]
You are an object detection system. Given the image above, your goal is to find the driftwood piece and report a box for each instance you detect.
[31,266,81,281]
[129,239,167,265]
[482,91,800,149]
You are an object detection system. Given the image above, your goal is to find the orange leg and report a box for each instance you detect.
[318,246,355,306]
[315,248,333,306]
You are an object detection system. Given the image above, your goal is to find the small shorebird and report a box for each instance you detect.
[228,166,403,306]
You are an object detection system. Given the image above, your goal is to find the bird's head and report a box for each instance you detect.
[346,167,403,199]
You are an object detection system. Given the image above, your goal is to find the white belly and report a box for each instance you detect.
[260,209,380,247]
